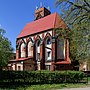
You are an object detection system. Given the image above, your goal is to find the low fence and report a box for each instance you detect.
[0,70,88,86]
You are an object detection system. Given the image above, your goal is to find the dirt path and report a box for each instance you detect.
[58,87,90,90]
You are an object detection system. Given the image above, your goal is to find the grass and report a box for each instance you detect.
[25,84,90,90]
[0,83,90,90]
[88,77,90,82]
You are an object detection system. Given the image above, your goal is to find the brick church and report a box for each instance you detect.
[8,7,72,71]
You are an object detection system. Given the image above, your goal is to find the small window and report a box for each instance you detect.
[47,51,50,58]
[18,66,21,71]
[45,65,50,70]
[47,38,51,45]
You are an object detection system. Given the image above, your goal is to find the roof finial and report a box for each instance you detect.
[40,2,43,7]
[36,6,38,10]
[47,6,50,10]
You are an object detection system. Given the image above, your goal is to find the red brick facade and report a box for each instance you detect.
[9,7,72,71]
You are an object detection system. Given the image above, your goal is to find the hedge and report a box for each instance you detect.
[0,70,87,84]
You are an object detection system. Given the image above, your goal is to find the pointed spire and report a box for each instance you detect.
[36,6,38,10]
[40,2,43,7]
[47,6,50,10]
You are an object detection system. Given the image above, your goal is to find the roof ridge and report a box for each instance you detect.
[53,12,58,28]
[26,12,57,25]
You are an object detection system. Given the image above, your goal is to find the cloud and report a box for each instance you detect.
[0,24,1,27]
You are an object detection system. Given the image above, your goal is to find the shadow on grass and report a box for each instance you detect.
[0,82,29,90]
[0,82,66,90]
[0,82,88,90]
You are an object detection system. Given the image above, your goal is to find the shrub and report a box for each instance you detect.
[0,70,87,84]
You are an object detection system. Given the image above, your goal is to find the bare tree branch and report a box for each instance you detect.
[84,0,90,8]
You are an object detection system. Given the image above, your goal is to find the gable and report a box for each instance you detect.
[17,13,67,39]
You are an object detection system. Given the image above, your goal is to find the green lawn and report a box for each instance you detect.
[0,83,90,90]
[88,77,90,82]
[25,84,90,90]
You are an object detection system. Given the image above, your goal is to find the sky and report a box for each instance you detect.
[0,0,60,52]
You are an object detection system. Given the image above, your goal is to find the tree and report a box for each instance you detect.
[0,29,13,70]
[55,0,90,62]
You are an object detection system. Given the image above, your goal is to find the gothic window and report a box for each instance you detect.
[37,40,40,47]
[36,40,41,61]
[57,39,65,59]
[45,37,52,61]
[46,38,51,45]
[20,43,26,58]
[28,41,33,57]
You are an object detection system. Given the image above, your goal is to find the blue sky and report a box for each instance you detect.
[0,0,60,52]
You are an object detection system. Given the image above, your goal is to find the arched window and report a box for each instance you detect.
[37,40,40,47]
[46,38,51,45]
[20,43,26,58]
[36,40,40,61]
[57,39,64,59]
[28,41,33,57]
[45,37,52,61]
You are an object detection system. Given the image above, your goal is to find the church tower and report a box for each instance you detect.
[35,7,51,20]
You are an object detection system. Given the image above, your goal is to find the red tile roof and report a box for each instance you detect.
[9,57,33,62]
[18,12,67,38]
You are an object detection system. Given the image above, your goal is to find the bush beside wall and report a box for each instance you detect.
[0,70,87,84]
